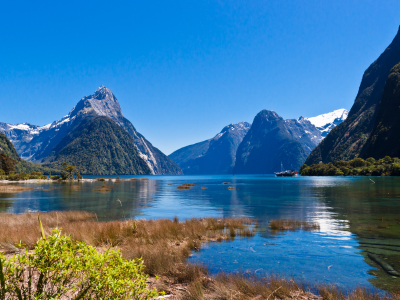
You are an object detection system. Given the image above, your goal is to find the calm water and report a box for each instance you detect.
[1,175,400,291]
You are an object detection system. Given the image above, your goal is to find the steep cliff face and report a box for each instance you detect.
[305,27,400,165]
[170,122,251,174]
[44,116,152,175]
[234,110,308,174]
[362,63,400,158]
[1,86,182,175]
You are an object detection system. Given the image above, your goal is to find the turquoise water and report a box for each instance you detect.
[1,175,400,291]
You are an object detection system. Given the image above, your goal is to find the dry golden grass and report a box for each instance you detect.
[227,186,236,190]
[0,212,254,279]
[270,219,320,231]
[177,185,191,190]
[0,211,96,247]
[221,182,232,185]
[130,178,149,181]
[0,185,33,193]
[201,187,208,189]
[1,212,397,300]
[69,185,82,190]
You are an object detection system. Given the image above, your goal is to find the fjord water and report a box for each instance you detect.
[1,175,400,291]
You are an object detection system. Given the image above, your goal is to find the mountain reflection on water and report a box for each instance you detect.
[1,175,399,292]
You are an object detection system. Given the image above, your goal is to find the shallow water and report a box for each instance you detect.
[1,175,400,291]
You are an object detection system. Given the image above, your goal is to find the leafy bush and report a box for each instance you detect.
[0,228,159,299]
[51,175,61,180]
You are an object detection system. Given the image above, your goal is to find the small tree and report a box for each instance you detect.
[62,163,81,180]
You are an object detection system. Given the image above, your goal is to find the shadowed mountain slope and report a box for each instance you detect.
[305,26,400,165]
[170,122,251,174]
[234,110,308,174]
[362,63,400,158]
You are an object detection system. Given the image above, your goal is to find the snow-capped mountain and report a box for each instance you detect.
[305,109,348,137]
[0,86,182,175]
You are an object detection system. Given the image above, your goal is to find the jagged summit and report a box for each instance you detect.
[93,85,114,99]
[82,86,124,120]
[220,122,251,134]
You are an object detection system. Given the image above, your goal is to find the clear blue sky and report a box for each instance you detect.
[1,1,399,154]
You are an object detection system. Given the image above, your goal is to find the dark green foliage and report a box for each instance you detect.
[44,117,152,175]
[0,133,19,160]
[300,156,400,176]
[0,132,61,176]
[14,160,61,175]
[0,153,16,175]
[362,63,400,158]
[6,171,48,181]
[306,27,400,165]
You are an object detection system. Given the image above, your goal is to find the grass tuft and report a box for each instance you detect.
[270,219,320,231]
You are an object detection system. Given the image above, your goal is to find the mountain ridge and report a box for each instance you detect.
[169,122,250,174]
[0,86,182,175]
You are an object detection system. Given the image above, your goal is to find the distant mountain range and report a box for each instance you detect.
[0,86,182,175]
[170,109,348,174]
[170,122,251,174]
[305,26,400,165]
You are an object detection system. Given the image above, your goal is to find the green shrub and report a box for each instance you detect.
[350,158,366,168]
[366,157,375,165]
[51,175,61,180]
[0,228,159,299]
[6,174,20,181]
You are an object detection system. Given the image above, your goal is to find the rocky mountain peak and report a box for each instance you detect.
[254,110,282,125]
[94,85,114,99]
[220,122,251,134]
[83,86,124,120]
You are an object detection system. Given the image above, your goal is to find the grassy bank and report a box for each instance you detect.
[0,212,398,299]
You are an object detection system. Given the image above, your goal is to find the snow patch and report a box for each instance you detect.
[306,109,348,128]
